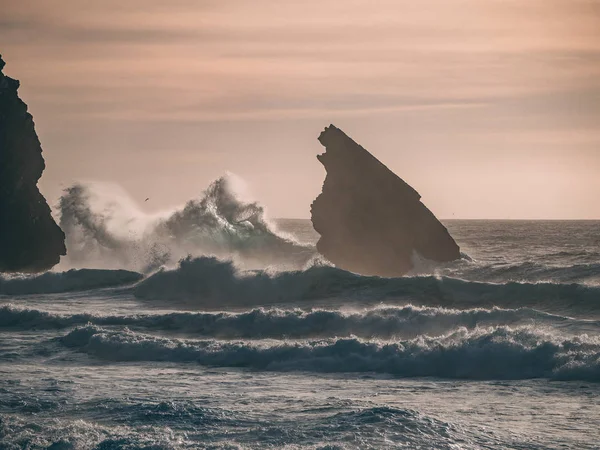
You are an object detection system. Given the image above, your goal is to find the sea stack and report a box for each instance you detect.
[0,55,66,272]
[311,124,460,277]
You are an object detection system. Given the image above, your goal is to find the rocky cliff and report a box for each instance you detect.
[0,55,66,272]
[311,124,460,277]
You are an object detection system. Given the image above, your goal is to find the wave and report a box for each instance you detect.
[133,256,600,315]
[449,260,600,284]
[59,325,600,381]
[539,249,600,263]
[303,406,494,449]
[0,404,496,450]
[0,268,143,295]
[2,304,586,339]
[58,174,317,273]
[0,413,197,450]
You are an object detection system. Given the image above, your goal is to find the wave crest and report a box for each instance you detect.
[133,256,600,315]
[2,304,585,339]
[59,325,600,381]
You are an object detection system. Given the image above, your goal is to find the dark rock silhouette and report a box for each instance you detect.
[311,124,460,277]
[0,55,66,272]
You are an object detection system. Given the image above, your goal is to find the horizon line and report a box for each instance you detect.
[273,217,600,222]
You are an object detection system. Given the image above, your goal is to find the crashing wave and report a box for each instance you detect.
[2,304,587,339]
[58,174,316,273]
[133,256,600,315]
[60,325,600,381]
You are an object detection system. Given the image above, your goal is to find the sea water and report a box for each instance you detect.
[1,219,599,449]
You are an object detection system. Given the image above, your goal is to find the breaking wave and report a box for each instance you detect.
[60,325,600,381]
[58,174,317,273]
[3,304,589,339]
[133,256,600,315]
[0,269,142,295]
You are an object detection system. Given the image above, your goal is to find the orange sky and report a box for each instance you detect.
[2,0,599,218]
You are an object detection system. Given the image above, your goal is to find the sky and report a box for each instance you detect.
[1,0,599,219]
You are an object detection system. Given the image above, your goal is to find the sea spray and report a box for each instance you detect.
[58,174,316,273]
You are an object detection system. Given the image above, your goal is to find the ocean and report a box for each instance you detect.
[1,217,599,449]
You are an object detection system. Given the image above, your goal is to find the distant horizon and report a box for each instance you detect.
[274,217,600,222]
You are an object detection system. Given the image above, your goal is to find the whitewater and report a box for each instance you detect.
[1,177,599,449]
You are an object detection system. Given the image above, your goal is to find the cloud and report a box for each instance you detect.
[1,0,599,218]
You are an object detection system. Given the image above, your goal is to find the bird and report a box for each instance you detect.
[145,197,150,202]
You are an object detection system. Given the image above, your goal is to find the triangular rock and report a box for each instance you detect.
[311,124,460,277]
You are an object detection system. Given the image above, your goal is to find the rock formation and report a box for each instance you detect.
[311,124,460,277]
[0,55,66,272]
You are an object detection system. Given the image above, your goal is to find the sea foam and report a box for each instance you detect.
[3,304,588,339]
[60,325,600,381]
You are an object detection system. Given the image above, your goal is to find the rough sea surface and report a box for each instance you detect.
[1,219,599,449]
